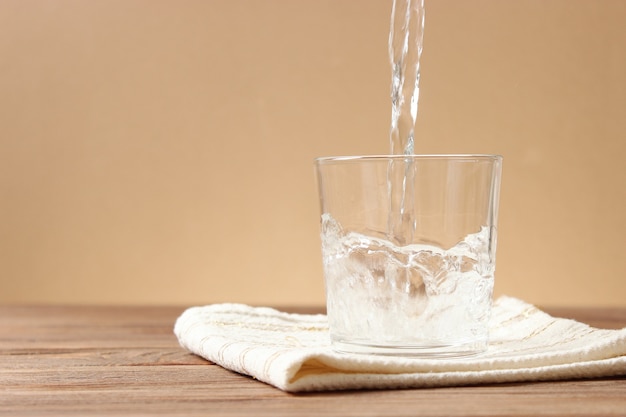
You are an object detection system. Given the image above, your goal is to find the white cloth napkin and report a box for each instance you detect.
[174,296,626,392]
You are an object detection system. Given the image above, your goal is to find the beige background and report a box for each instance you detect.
[1,0,624,307]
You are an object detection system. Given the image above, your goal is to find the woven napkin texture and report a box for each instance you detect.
[174,296,626,392]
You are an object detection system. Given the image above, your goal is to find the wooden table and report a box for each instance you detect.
[1,305,625,416]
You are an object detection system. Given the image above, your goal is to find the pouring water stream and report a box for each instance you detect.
[387,0,425,244]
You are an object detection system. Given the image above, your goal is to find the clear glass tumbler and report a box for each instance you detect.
[315,155,503,357]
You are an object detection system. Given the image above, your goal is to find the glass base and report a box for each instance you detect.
[331,339,487,358]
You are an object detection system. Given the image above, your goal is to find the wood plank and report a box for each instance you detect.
[0,347,207,368]
[0,305,186,349]
[2,372,625,416]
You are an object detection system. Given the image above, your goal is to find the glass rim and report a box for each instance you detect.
[315,154,503,164]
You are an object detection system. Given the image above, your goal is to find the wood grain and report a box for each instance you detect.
[1,305,625,416]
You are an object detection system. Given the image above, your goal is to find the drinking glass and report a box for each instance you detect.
[315,154,503,357]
